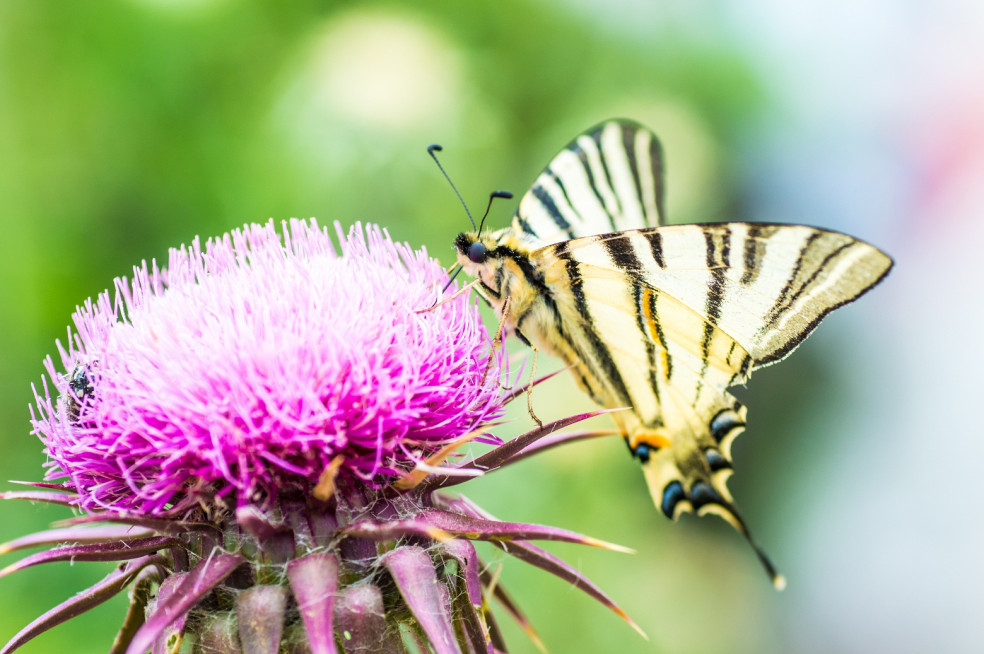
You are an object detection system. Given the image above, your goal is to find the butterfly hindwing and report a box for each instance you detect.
[513,120,666,245]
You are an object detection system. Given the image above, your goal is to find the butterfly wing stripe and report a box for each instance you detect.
[599,121,665,230]
[634,126,665,227]
[740,224,777,286]
[700,229,731,401]
[573,271,667,426]
[602,238,665,412]
[549,149,616,234]
[544,169,585,227]
[649,230,666,268]
[578,131,622,229]
[633,286,664,419]
[554,250,634,408]
[763,230,824,325]
[597,122,643,229]
[566,143,613,231]
[516,144,619,243]
[514,181,568,244]
[765,236,854,327]
[641,286,671,384]
[601,231,643,272]
[636,286,746,425]
[648,289,745,399]
[530,182,576,239]
[620,123,645,224]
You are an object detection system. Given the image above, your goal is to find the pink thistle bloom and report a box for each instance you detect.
[33,219,502,515]
[2,220,638,654]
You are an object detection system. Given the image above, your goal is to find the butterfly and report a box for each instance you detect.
[450,119,893,587]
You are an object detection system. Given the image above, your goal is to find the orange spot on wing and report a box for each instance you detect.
[640,288,669,376]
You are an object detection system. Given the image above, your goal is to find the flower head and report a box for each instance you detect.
[3,220,638,654]
[33,220,501,515]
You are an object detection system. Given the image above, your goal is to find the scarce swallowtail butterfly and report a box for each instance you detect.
[451,119,893,588]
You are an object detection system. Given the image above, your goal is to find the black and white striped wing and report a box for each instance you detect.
[543,222,893,381]
[512,120,666,245]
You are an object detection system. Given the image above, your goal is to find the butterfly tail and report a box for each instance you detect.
[691,491,787,591]
[636,428,786,590]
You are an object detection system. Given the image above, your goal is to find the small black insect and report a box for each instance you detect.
[62,363,95,423]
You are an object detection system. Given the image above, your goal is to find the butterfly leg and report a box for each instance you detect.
[524,343,543,429]
[480,296,511,387]
[415,278,481,314]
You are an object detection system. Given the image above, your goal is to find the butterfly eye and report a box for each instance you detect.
[468,241,487,263]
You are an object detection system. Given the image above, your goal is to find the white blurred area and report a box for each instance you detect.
[275,10,464,140]
[269,8,505,181]
[270,10,461,176]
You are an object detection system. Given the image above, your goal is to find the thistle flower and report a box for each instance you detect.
[2,220,639,654]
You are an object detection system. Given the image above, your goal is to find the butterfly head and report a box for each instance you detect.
[453,230,499,279]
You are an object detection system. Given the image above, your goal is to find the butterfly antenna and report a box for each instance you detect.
[428,144,476,231]
[478,190,514,235]
[440,264,464,295]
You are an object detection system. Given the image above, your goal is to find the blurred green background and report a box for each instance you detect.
[1,1,981,653]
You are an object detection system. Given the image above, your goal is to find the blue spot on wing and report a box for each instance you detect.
[705,449,730,472]
[632,442,654,463]
[709,409,743,443]
[661,481,686,518]
[689,481,723,509]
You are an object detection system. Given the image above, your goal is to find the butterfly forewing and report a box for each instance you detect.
[546,223,893,368]
[513,120,666,245]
